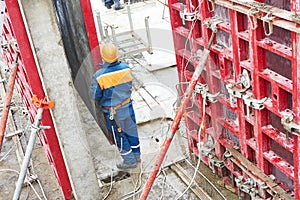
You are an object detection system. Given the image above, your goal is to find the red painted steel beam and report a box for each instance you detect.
[79,0,101,69]
[4,1,73,198]
[291,0,300,198]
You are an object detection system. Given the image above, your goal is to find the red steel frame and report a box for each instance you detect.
[169,0,300,199]
[2,0,100,199]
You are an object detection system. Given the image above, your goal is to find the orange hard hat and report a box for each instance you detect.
[101,43,118,63]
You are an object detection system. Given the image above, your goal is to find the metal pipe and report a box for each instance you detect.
[96,11,105,41]
[111,26,117,45]
[0,52,19,152]
[144,16,153,54]
[13,108,44,200]
[127,6,134,33]
[139,32,215,200]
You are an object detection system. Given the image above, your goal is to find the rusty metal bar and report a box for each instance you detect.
[226,148,293,200]
[0,52,19,152]
[139,32,215,200]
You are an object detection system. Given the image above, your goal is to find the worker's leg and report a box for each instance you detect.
[117,104,141,160]
[105,114,137,167]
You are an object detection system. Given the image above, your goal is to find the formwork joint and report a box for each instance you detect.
[281,114,300,136]
[179,3,198,25]
[247,7,259,30]
[208,153,225,174]
[235,176,258,199]
[292,13,300,24]
[261,12,275,36]
[204,18,223,33]
[194,83,219,103]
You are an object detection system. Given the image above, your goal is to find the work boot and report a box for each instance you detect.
[114,3,124,10]
[134,154,141,163]
[105,2,113,9]
[114,5,124,10]
[117,161,137,170]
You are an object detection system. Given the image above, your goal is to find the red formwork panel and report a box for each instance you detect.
[169,0,300,199]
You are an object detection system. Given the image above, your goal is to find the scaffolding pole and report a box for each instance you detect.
[0,52,19,152]
[139,32,215,200]
[13,96,54,200]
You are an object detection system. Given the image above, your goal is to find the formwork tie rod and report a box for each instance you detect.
[0,52,20,152]
[139,32,216,200]
[13,96,54,200]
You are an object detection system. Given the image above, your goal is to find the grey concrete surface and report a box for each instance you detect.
[20,0,101,199]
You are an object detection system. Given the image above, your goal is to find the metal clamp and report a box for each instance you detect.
[204,18,223,33]
[226,70,251,107]
[179,3,198,25]
[226,82,248,98]
[208,154,224,173]
[194,83,220,103]
[292,13,300,24]
[243,91,267,118]
[1,39,19,52]
[235,176,258,199]
[247,7,259,30]
[281,114,300,136]
[262,12,275,36]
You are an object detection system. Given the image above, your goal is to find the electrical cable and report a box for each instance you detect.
[0,122,31,163]
[27,181,43,200]
[37,179,48,200]
[184,158,226,200]
[24,185,30,200]
[102,168,114,200]
[174,91,206,200]
[117,151,159,200]
[159,169,167,200]
[102,125,120,200]
[0,168,19,174]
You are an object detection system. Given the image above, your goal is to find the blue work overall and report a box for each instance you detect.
[103,103,140,164]
[90,61,141,165]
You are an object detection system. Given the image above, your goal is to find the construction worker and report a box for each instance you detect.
[90,43,141,170]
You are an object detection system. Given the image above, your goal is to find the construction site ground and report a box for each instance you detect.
[0,1,239,199]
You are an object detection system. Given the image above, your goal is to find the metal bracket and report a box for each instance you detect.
[204,18,223,33]
[208,154,224,173]
[226,70,251,106]
[179,3,198,25]
[194,83,219,103]
[247,7,259,30]
[207,0,215,12]
[262,12,275,36]
[24,174,38,185]
[243,91,267,118]
[292,13,300,24]
[281,114,300,136]
[1,39,19,52]
[235,176,258,199]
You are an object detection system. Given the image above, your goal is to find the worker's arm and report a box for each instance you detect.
[89,73,103,102]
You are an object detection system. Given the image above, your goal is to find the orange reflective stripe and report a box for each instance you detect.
[96,68,132,89]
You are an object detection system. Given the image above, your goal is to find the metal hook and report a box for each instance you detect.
[207,0,215,13]
[247,7,259,30]
[262,12,275,36]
